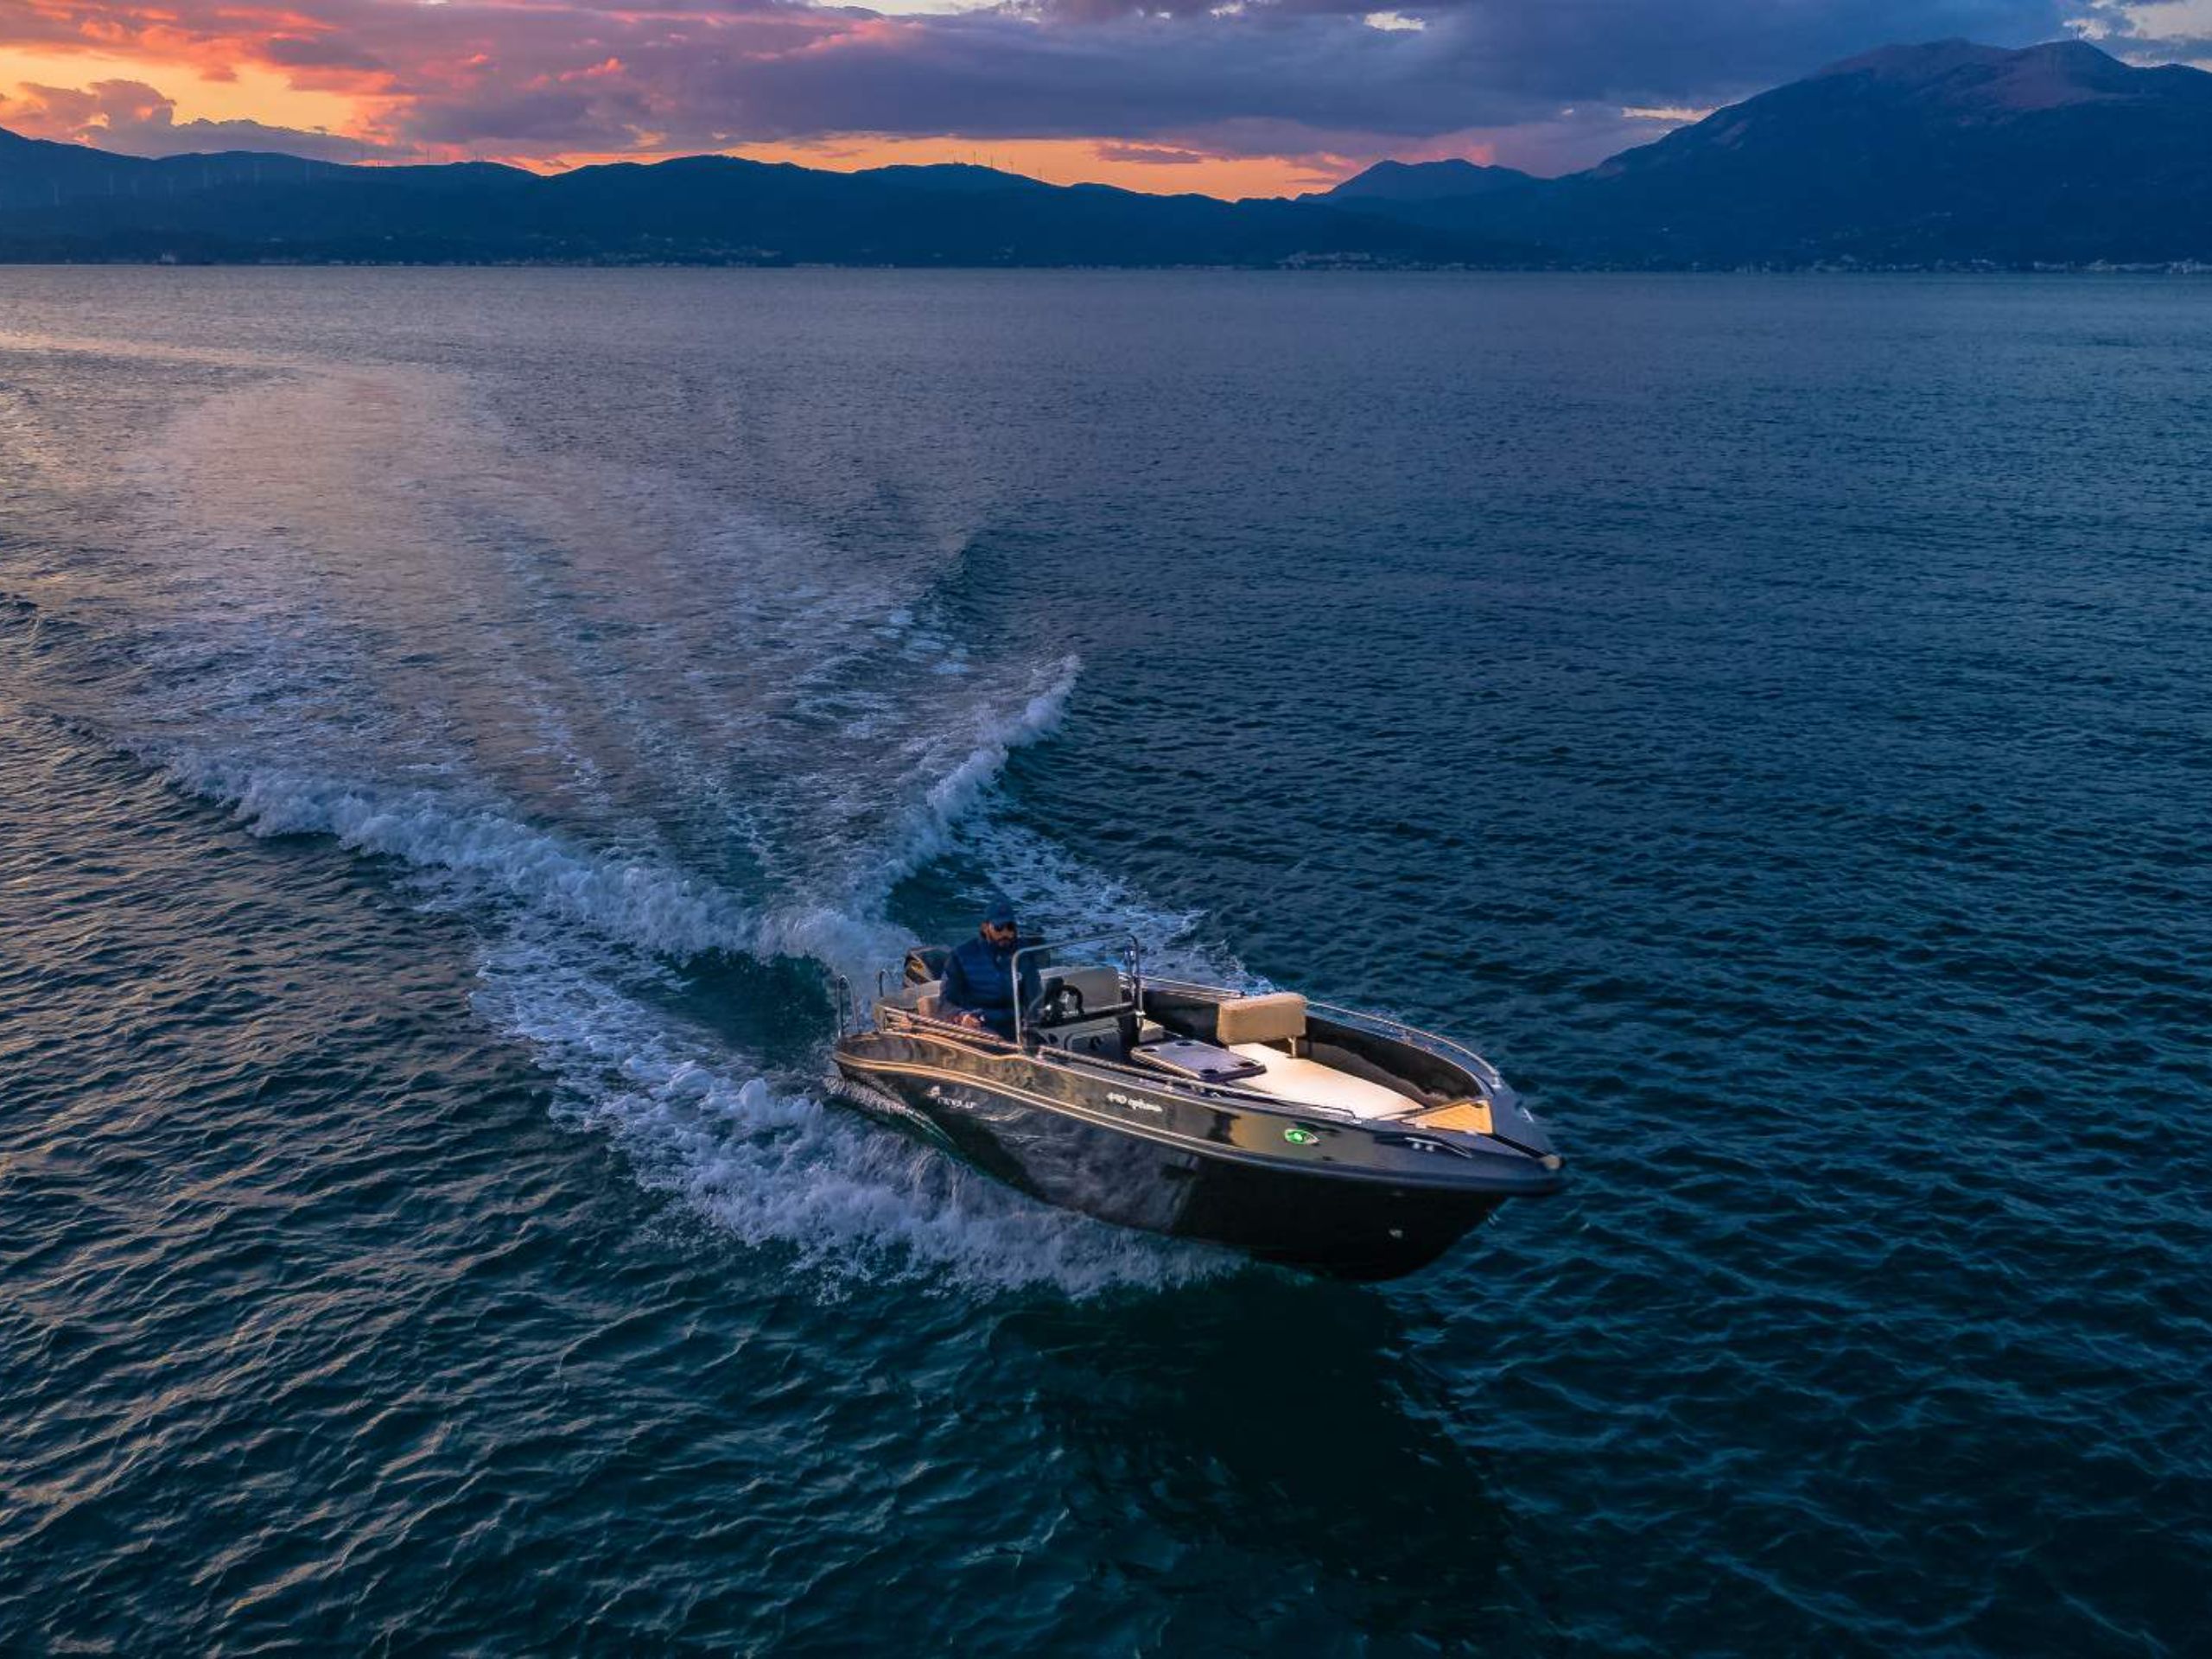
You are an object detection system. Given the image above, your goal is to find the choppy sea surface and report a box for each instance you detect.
[1,269,2205,1655]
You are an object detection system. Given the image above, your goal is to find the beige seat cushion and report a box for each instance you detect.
[1227,1044,1418,1120]
[1214,993,1307,1046]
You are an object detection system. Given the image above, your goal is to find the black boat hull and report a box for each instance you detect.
[832,1034,1548,1280]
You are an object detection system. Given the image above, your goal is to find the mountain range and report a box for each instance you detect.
[1306,39,2212,267]
[2,39,2209,269]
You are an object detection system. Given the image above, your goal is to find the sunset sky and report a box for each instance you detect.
[2,0,2207,196]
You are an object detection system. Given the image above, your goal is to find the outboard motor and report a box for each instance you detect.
[903,944,951,987]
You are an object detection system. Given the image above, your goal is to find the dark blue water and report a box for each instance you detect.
[2,270,2206,1654]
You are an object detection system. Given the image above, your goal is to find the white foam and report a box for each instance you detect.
[159,747,762,962]
[11,349,1246,1298]
[480,941,1224,1294]
[146,721,1227,1297]
[947,816,1266,990]
[764,656,1081,982]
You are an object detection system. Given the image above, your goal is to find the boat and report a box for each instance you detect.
[828,935,1564,1281]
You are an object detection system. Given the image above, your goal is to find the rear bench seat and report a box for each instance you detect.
[1214,994,1419,1121]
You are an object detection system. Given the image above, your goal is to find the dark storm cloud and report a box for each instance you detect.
[8,0,2201,174]
[554,0,2113,162]
[259,35,388,73]
[405,87,608,147]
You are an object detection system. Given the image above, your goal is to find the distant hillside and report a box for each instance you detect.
[1327,40,2212,266]
[5,41,2211,268]
[1308,158,1538,204]
[0,130,1544,268]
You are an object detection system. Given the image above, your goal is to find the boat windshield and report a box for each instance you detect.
[1011,933,1141,1047]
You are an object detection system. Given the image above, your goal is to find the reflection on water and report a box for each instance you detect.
[1008,1281,1536,1648]
[0,268,2205,1653]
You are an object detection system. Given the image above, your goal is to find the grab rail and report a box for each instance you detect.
[1064,1044,1363,1121]
[1144,976,1504,1090]
[1301,998,1504,1089]
[874,996,1363,1121]
[869,961,1492,1124]
[875,998,1020,1046]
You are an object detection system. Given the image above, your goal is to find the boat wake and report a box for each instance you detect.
[0,337,1234,1295]
[479,934,1226,1295]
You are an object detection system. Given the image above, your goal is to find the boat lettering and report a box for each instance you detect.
[1105,1090,1166,1115]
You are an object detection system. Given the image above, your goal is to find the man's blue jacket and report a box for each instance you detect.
[940,933,1024,1037]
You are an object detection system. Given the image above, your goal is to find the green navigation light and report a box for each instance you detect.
[1284,1127,1317,1145]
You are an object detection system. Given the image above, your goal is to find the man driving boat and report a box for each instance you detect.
[941,899,1024,1038]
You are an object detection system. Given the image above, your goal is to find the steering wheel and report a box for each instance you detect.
[1025,981,1085,1029]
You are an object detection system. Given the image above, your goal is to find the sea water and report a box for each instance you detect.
[1,269,2204,1653]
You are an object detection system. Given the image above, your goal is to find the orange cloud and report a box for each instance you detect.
[0,69,392,156]
[0,0,1438,188]
[0,0,1838,188]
